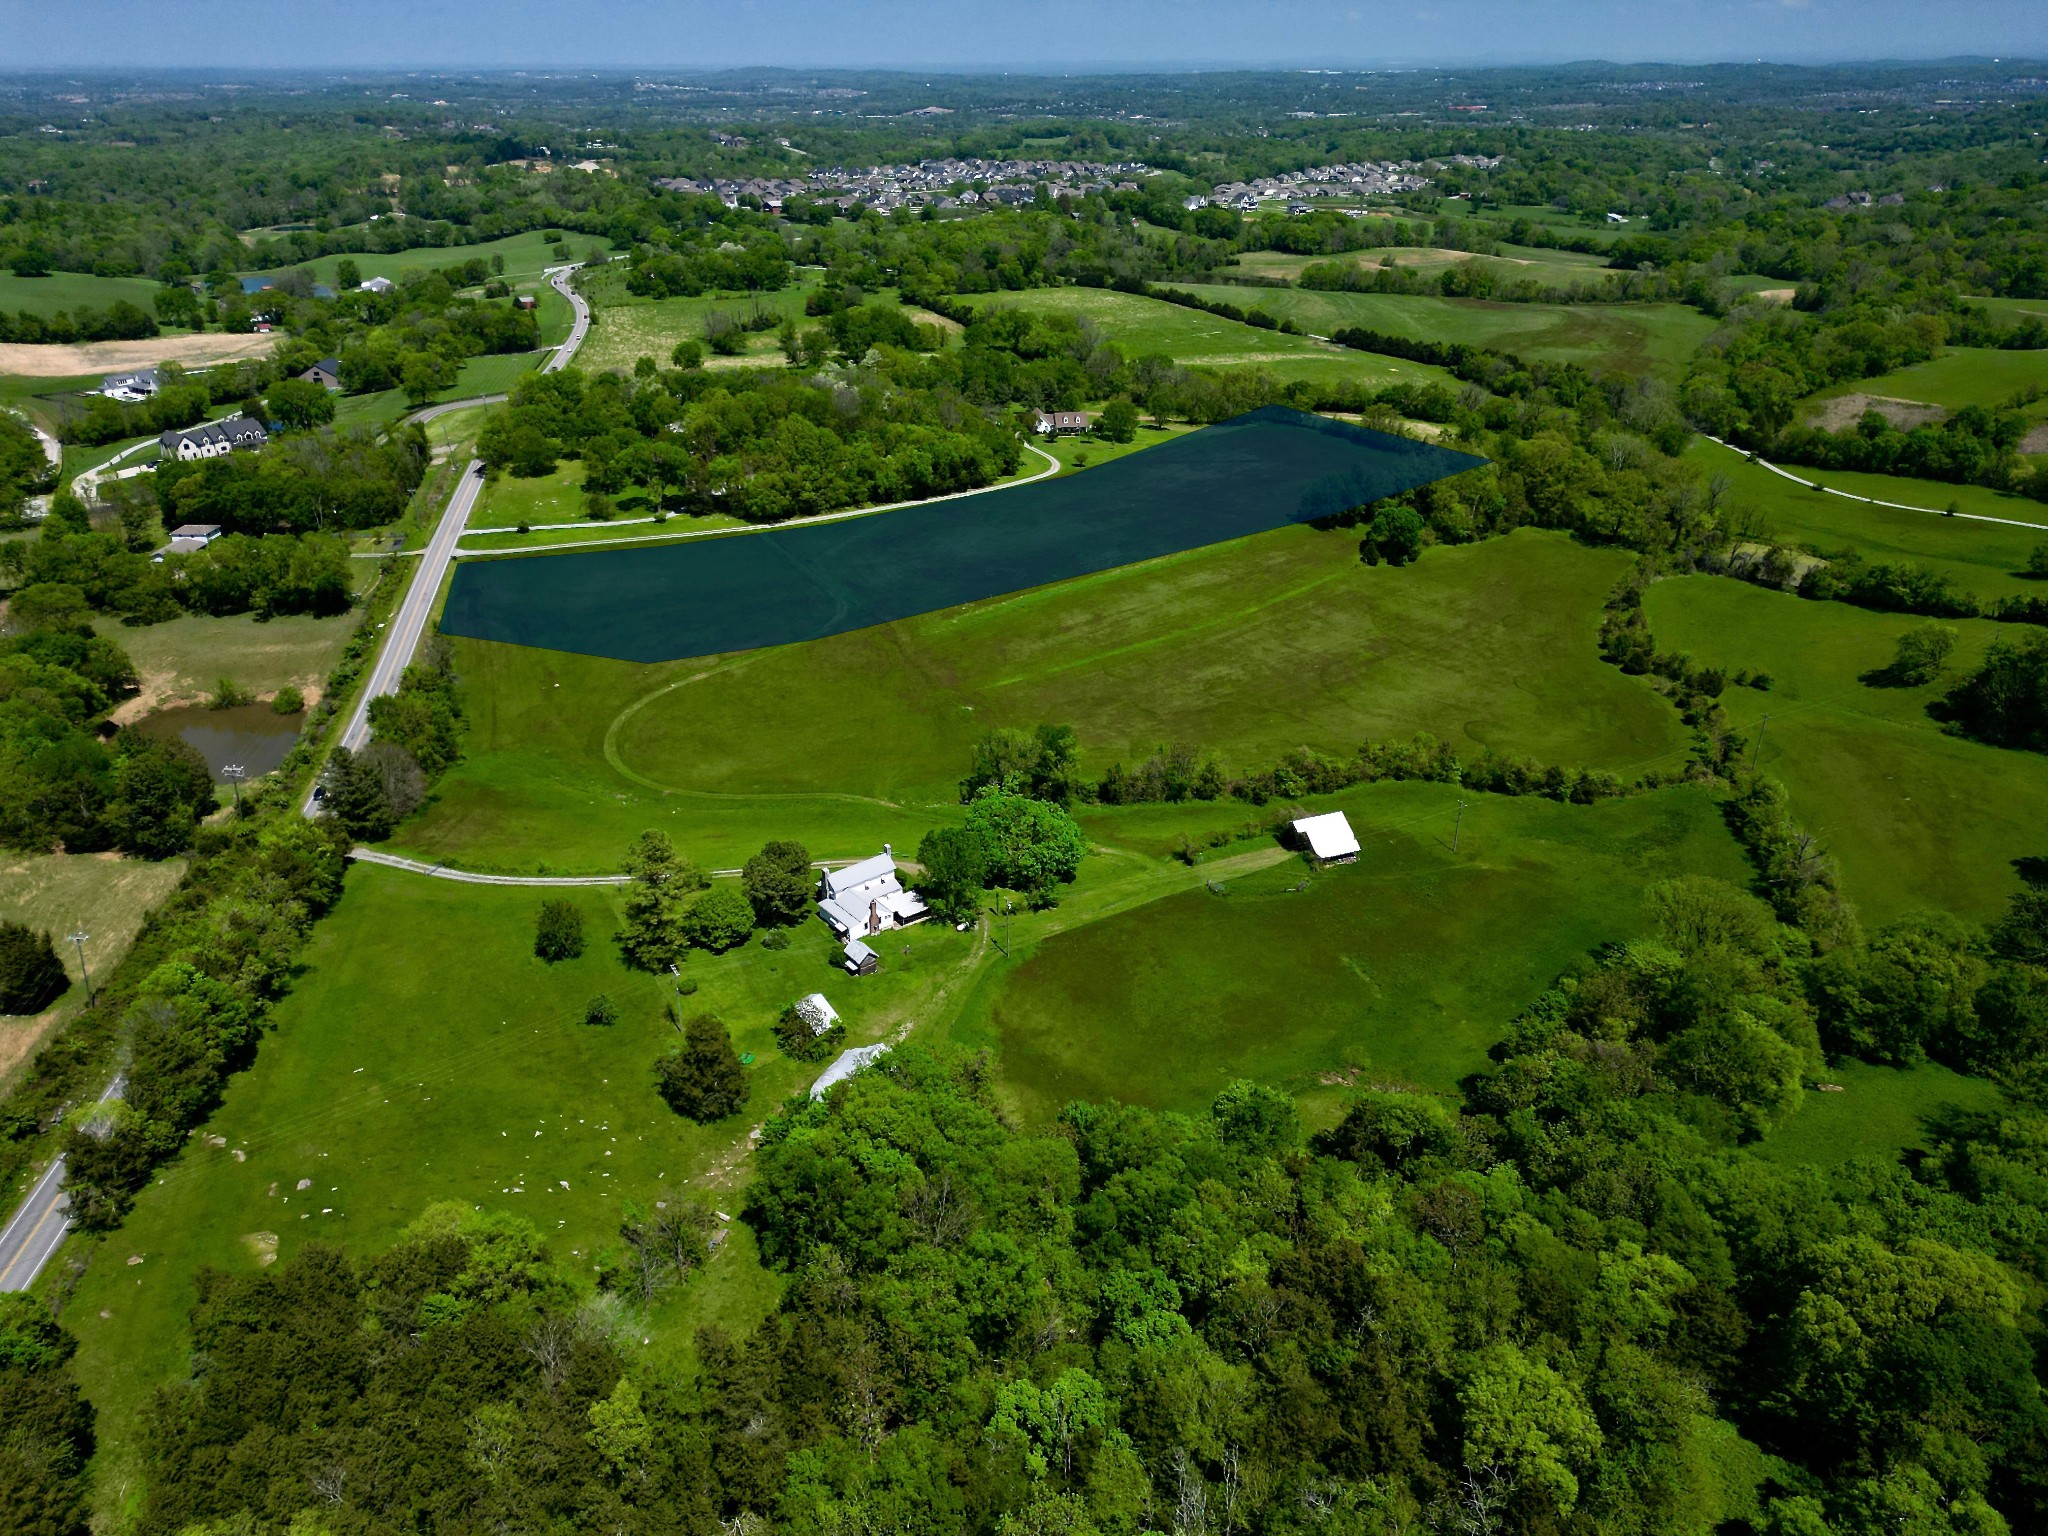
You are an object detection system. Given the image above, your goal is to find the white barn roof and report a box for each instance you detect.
[809,1043,890,1100]
[1292,810,1360,861]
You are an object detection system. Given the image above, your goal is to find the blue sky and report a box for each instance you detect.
[3,0,2044,71]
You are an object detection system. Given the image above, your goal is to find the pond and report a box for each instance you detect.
[134,703,302,781]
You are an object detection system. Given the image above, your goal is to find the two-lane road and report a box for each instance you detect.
[0,1075,124,1292]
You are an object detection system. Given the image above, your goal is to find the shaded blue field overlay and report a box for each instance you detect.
[441,406,1486,664]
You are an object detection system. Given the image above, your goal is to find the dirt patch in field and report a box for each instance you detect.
[0,332,277,378]
[1754,288,1797,304]
[1805,392,1949,433]
[2021,423,2048,455]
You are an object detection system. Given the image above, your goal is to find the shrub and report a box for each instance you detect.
[655,1012,748,1120]
[535,899,586,962]
[270,685,304,715]
[0,922,69,1014]
[773,1001,844,1061]
[682,886,755,953]
[209,677,254,709]
[584,994,619,1027]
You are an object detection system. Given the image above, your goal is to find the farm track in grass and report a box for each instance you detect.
[396,529,1683,874]
[1641,574,2048,924]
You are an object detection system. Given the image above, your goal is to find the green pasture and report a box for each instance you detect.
[397,528,1682,875]
[1689,440,2048,603]
[332,351,548,431]
[1223,245,1619,285]
[1641,574,2048,924]
[1807,347,2048,415]
[238,230,614,292]
[576,270,820,376]
[951,778,1750,1124]
[118,611,359,704]
[956,288,1450,390]
[0,271,169,321]
[1486,204,1632,243]
[61,859,940,1520]
[1760,1060,2005,1168]
[1171,284,1716,382]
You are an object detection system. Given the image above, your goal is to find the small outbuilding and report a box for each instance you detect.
[793,993,840,1036]
[1292,810,1360,865]
[300,358,342,391]
[842,938,878,976]
[359,275,395,294]
[809,1043,890,1101]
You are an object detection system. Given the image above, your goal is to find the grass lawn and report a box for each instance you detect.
[1221,246,1621,285]
[1689,440,2048,604]
[955,288,1453,391]
[949,778,1750,1126]
[1761,1060,2005,1167]
[60,858,959,1523]
[0,852,185,1090]
[397,528,1682,875]
[117,612,358,710]
[238,231,614,292]
[1641,574,2048,924]
[1806,348,2048,415]
[576,271,819,376]
[0,271,169,321]
[332,352,549,432]
[1172,285,1716,382]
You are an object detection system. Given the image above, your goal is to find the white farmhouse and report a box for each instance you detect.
[818,848,928,940]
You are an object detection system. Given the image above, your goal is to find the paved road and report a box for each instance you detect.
[349,847,859,884]
[302,266,590,813]
[542,264,590,372]
[0,1075,124,1293]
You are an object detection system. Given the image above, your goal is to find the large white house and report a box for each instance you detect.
[818,848,928,940]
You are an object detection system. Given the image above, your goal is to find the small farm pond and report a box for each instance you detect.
[135,703,301,781]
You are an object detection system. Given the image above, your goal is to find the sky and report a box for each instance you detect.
[2,0,2044,72]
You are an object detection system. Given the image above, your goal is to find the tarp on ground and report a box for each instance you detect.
[439,405,1487,664]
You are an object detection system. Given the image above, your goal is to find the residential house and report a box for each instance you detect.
[300,358,342,390]
[1291,810,1361,865]
[154,522,227,561]
[1030,408,1095,437]
[818,849,929,941]
[100,366,161,401]
[158,417,268,463]
[359,275,395,294]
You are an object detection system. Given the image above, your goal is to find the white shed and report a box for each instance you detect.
[809,1043,890,1100]
[1292,810,1360,864]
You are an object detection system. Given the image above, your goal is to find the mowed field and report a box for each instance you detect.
[1642,575,2048,924]
[1221,244,1622,285]
[1806,347,2048,416]
[396,529,1684,873]
[954,778,1750,1124]
[576,274,819,376]
[0,852,185,1087]
[113,611,359,717]
[0,271,169,320]
[1170,284,1717,382]
[1690,440,2048,604]
[957,287,1453,390]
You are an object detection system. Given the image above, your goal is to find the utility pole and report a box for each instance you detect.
[1453,800,1466,854]
[223,763,246,813]
[67,930,93,1006]
[1751,714,1770,767]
